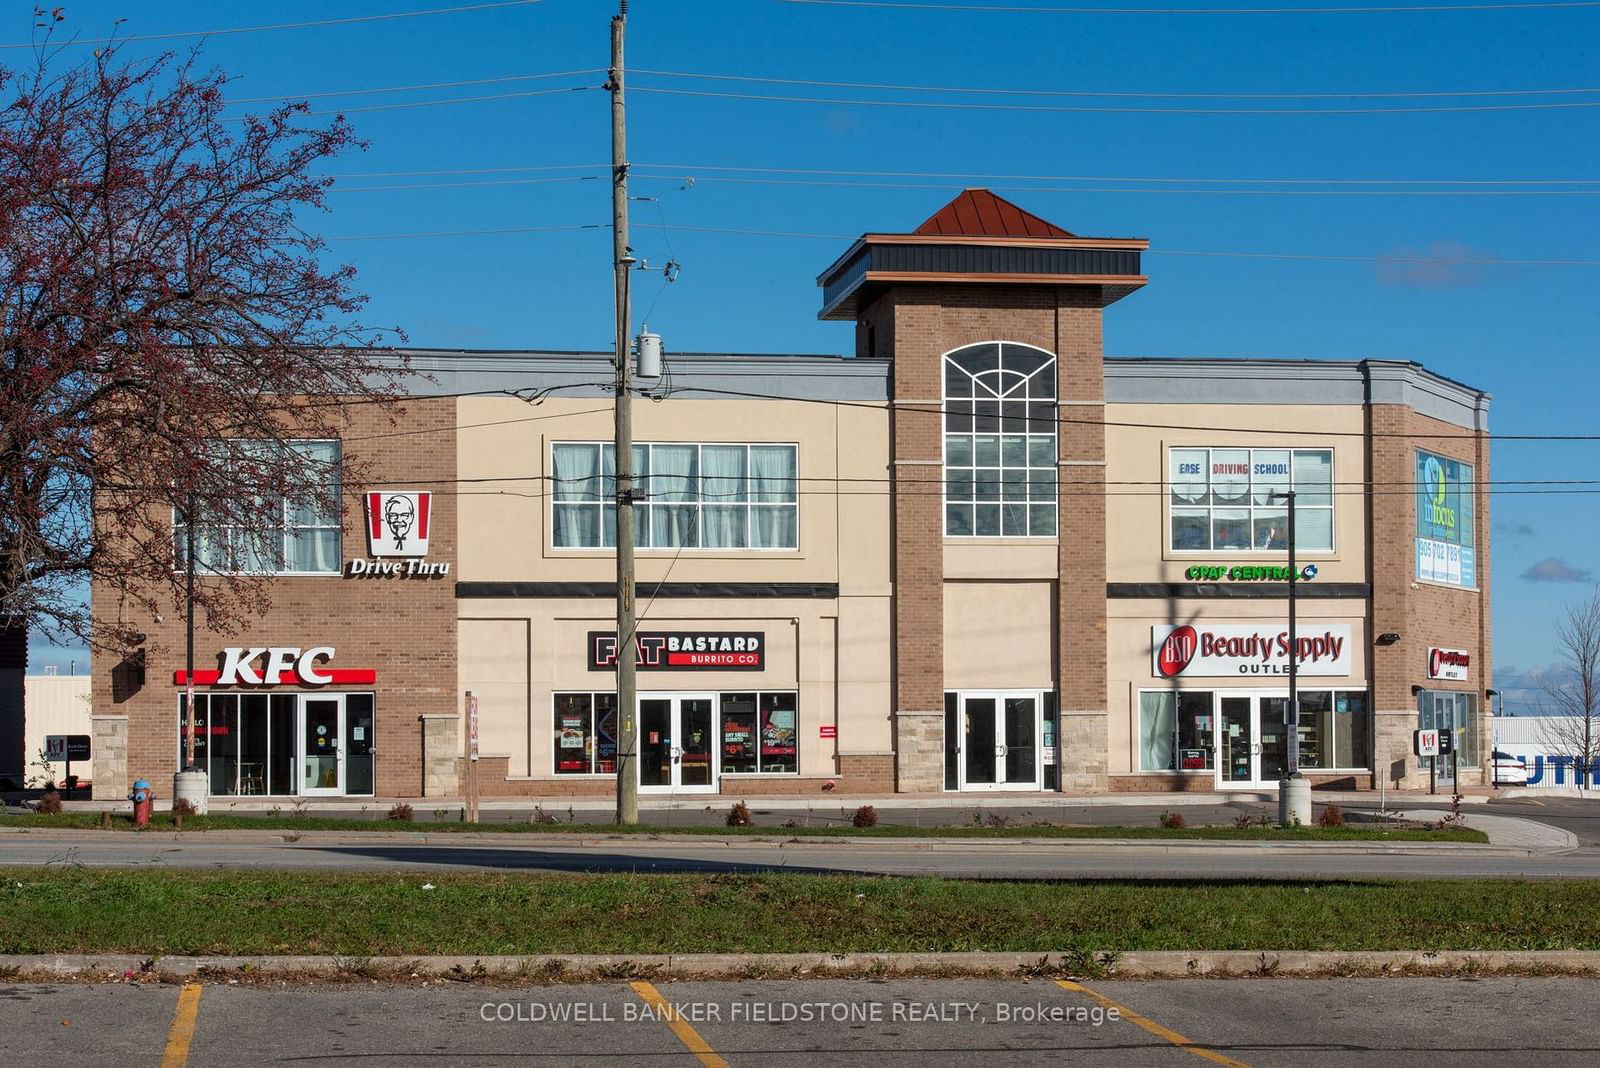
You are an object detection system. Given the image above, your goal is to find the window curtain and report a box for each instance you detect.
[749,446,797,548]
[1139,692,1176,772]
[553,444,602,547]
[701,446,747,547]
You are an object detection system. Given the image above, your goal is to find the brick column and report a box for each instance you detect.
[1056,289,1109,792]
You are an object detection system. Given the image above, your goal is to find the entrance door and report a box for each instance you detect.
[957,692,1042,791]
[1217,694,1291,789]
[301,695,344,795]
[638,694,719,793]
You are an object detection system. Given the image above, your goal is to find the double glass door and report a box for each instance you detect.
[956,692,1042,791]
[638,694,717,793]
[1216,693,1288,789]
[300,694,376,796]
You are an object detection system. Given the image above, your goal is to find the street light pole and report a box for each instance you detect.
[1273,488,1310,825]
[184,492,196,771]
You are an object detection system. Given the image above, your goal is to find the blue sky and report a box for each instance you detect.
[22,0,1600,701]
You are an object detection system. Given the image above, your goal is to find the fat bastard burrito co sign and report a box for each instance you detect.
[1152,624,1352,679]
[588,632,765,672]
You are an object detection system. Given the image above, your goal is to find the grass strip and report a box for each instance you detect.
[0,869,1588,955]
[0,812,1488,843]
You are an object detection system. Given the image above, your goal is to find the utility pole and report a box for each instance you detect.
[1273,488,1309,825]
[184,493,196,771]
[609,1,639,825]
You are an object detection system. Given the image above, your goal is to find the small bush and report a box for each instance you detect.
[172,798,198,818]
[387,803,415,822]
[726,801,754,827]
[1158,810,1187,830]
[852,805,879,829]
[1317,804,1345,828]
[34,791,62,815]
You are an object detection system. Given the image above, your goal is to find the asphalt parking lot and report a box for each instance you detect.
[4,976,1597,1066]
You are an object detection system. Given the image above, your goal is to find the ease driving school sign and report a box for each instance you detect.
[1152,623,1352,679]
[588,631,765,672]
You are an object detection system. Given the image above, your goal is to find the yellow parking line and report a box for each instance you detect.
[160,982,204,1068]
[629,980,730,1067]
[1055,979,1249,1068]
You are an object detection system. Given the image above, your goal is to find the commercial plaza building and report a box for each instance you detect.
[88,191,1492,800]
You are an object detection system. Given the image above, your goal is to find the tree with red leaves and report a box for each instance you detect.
[0,47,404,652]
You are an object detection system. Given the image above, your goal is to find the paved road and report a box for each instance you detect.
[3,976,1596,1066]
[0,832,1595,879]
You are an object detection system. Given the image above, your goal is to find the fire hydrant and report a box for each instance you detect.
[129,779,153,828]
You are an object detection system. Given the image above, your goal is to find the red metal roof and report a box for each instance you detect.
[913,189,1076,239]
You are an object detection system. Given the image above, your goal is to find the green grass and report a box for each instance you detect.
[0,811,1487,842]
[0,869,1589,955]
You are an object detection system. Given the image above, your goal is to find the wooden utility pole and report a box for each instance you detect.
[609,1,639,825]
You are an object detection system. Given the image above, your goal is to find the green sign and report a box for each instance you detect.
[1184,564,1319,582]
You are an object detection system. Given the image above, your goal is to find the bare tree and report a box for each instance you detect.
[1536,587,1600,791]
[0,46,405,653]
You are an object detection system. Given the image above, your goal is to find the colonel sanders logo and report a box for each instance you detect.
[366,491,431,557]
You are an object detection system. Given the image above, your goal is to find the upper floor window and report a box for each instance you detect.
[173,440,342,575]
[552,442,798,550]
[943,342,1058,538]
[1169,447,1333,553]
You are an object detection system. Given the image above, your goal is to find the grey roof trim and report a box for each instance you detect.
[377,349,891,402]
[1104,358,1490,431]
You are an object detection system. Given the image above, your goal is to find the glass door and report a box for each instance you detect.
[638,694,720,793]
[1217,695,1256,787]
[301,695,344,795]
[958,692,1043,791]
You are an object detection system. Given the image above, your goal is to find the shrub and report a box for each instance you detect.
[387,803,415,822]
[172,798,198,818]
[1158,810,1186,830]
[34,791,62,815]
[1317,804,1345,828]
[852,805,878,829]
[726,801,754,827]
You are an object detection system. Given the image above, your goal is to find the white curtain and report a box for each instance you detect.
[701,446,747,548]
[749,446,796,503]
[553,444,601,501]
[1140,692,1176,772]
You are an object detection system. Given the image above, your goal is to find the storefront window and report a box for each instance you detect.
[1141,690,1370,772]
[943,342,1058,538]
[552,443,798,550]
[1334,692,1369,769]
[552,693,619,774]
[177,693,299,795]
[173,439,342,574]
[719,694,759,773]
[1140,691,1216,771]
[1419,690,1479,768]
[1169,447,1334,553]
[1297,691,1332,769]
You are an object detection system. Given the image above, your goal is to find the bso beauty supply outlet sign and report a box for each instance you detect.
[1152,624,1352,679]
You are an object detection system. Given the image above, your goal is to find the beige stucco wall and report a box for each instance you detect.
[23,675,93,784]
[1104,403,1369,585]
[943,581,1056,691]
[1107,602,1370,778]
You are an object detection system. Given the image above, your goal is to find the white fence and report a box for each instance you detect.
[1491,716,1600,789]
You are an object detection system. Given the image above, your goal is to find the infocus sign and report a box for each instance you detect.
[1152,624,1352,679]
[173,647,377,687]
[588,631,765,672]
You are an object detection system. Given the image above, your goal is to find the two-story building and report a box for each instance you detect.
[89,190,1491,801]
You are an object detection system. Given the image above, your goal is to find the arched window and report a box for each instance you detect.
[942,342,1057,537]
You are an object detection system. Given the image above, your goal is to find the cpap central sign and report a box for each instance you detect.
[1152,624,1352,679]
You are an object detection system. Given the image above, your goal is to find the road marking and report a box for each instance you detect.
[629,980,730,1067]
[1055,979,1249,1068]
[160,983,203,1068]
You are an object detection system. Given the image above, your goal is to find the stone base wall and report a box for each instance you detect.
[90,715,128,801]
[421,714,460,797]
[1057,710,1108,792]
[893,709,944,792]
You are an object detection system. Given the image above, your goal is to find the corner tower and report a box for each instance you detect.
[818,190,1148,792]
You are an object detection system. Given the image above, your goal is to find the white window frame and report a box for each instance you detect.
[549,441,801,552]
[942,341,1059,540]
[171,438,343,577]
[1135,688,1373,775]
[1167,445,1336,555]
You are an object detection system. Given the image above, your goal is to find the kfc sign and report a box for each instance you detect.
[367,491,431,557]
[1428,647,1471,681]
[173,646,377,687]
[588,631,765,672]
[1152,624,1351,679]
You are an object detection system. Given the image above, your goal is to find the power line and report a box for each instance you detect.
[326,223,606,241]
[1,1,545,50]
[781,0,1600,14]
[632,67,1600,102]
[632,84,1600,115]
[223,85,594,121]
[231,69,605,105]
[330,175,603,194]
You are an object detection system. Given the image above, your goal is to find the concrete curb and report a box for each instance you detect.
[0,827,1532,855]
[5,950,1599,981]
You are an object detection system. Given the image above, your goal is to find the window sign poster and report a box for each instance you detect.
[1415,450,1476,588]
[595,701,618,772]
[761,705,797,757]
